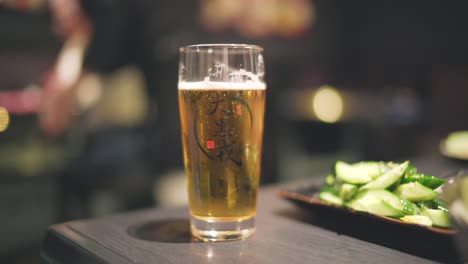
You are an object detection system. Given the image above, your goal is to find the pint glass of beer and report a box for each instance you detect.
[178,44,266,241]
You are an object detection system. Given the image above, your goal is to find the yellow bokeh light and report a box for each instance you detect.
[312,86,343,123]
[0,106,10,132]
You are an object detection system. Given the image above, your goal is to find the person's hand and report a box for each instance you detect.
[40,0,91,137]
[39,70,78,137]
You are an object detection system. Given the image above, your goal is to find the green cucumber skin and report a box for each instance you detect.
[394,182,439,202]
[340,183,358,201]
[406,165,418,175]
[433,198,449,211]
[422,208,452,228]
[325,174,336,186]
[319,186,339,196]
[418,198,449,211]
[401,175,446,189]
[400,199,422,215]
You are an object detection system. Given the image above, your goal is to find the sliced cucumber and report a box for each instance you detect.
[339,183,358,201]
[381,162,399,174]
[347,196,403,217]
[351,162,382,179]
[360,199,404,218]
[400,199,422,215]
[422,208,451,228]
[433,198,449,211]
[419,198,449,211]
[321,159,453,229]
[400,215,433,226]
[325,174,335,186]
[347,198,367,212]
[335,161,373,184]
[406,164,418,175]
[360,161,409,190]
[319,191,343,206]
[319,186,339,196]
[401,175,446,189]
[394,182,438,202]
[352,189,405,211]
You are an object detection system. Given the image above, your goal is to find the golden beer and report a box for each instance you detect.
[178,83,266,223]
[179,43,265,241]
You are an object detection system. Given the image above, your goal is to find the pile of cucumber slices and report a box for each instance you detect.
[319,160,452,228]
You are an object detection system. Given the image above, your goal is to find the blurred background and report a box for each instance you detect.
[1,0,468,262]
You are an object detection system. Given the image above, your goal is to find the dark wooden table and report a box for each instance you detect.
[40,180,467,264]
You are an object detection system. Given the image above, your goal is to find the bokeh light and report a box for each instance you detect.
[0,106,10,132]
[311,86,343,123]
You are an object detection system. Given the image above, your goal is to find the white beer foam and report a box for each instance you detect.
[178,81,266,90]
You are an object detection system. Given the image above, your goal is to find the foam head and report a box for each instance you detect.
[178,81,266,90]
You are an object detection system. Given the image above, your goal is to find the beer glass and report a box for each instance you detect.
[178,44,266,241]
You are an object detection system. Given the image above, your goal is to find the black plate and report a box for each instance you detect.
[278,186,464,263]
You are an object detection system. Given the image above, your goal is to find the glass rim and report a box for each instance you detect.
[180,43,263,53]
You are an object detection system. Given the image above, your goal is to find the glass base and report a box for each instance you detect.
[190,215,255,242]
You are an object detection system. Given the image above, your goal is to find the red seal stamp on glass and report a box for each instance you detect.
[206,140,215,149]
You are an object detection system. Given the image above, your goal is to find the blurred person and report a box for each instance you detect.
[40,0,194,217]
[40,0,92,137]
[41,0,195,173]
[41,0,284,177]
